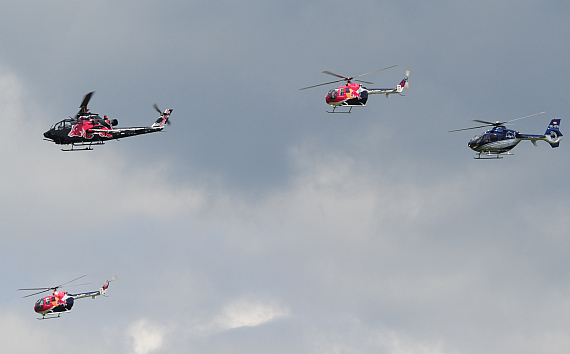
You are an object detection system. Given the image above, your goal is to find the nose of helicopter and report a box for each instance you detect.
[43,130,56,141]
[468,136,481,150]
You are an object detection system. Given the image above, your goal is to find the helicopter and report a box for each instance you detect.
[300,65,410,113]
[43,91,172,151]
[449,112,563,159]
[18,275,117,319]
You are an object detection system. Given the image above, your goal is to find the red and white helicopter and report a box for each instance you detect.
[18,275,117,319]
[300,65,410,113]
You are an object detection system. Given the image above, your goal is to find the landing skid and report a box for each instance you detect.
[61,141,105,151]
[37,313,63,320]
[327,106,352,114]
[475,151,513,159]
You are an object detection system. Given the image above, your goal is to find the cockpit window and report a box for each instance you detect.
[53,120,73,130]
[327,89,338,99]
[470,134,483,144]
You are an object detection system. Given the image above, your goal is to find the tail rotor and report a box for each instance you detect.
[153,103,172,126]
[101,275,118,294]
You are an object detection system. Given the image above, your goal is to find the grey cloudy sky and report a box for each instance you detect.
[1,1,570,353]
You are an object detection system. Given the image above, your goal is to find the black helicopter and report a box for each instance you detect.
[449,112,563,159]
[43,92,172,151]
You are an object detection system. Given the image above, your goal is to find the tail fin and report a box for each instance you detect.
[544,119,563,148]
[100,275,118,295]
[396,69,410,93]
[151,108,173,129]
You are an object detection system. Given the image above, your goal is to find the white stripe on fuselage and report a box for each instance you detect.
[472,138,521,153]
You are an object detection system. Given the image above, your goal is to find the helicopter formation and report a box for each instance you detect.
[300,65,562,158]
[21,64,564,320]
[41,67,562,159]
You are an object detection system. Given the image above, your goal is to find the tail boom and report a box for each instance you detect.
[365,69,410,97]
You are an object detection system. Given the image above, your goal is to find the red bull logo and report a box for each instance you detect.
[69,121,93,139]
[68,121,112,139]
[346,88,359,99]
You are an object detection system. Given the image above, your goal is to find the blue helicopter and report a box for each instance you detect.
[449,112,563,159]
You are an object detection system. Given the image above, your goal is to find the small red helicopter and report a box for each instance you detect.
[43,91,172,151]
[300,65,410,113]
[18,275,117,319]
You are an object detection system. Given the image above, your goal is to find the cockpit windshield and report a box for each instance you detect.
[327,89,338,99]
[51,119,74,130]
[469,134,483,144]
[35,298,44,307]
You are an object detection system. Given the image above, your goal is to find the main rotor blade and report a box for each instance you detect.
[18,275,88,298]
[507,111,546,123]
[354,65,398,78]
[473,119,504,125]
[58,274,88,288]
[79,92,94,109]
[62,283,91,288]
[354,79,374,85]
[448,124,494,133]
[299,79,344,90]
[21,289,51,298]
[322,70,347,79]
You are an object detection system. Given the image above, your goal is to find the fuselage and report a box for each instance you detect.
[43,115,116,144]
[325,83,368,107]
[467,127,522,153]
[34,291,73,315]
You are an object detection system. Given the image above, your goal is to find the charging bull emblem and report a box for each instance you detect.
[68,121,112,139]
[69,121,94,139]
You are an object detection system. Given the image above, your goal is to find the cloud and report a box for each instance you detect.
[307,319,453,354]
[126,319,167,354]
[216,298,290,330]
[192,297,290,335]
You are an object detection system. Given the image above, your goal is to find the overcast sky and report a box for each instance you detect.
[1,1,570,353]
